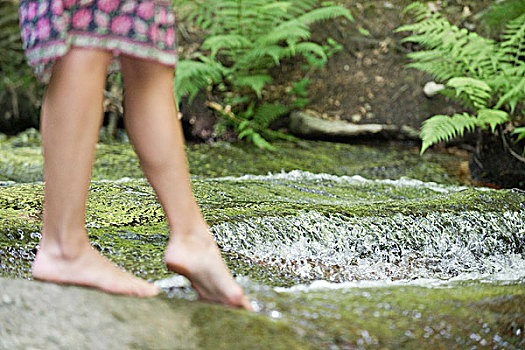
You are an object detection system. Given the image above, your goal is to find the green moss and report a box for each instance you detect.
[1,177,523,283]
[0,132,465,184]
[188,302,314,349]
[0,133,523,348]
[186,140,463,184]
[259,282,525,349]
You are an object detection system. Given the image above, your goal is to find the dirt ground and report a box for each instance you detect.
[276,0,496,128]
[180,0,496,141]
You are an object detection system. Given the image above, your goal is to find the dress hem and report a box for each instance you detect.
[26,31,178,83]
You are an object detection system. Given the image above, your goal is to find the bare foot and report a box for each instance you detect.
[32,241,159,297]
[165,228,252,310]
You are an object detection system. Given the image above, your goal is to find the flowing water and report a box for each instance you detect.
[0,135,524,348]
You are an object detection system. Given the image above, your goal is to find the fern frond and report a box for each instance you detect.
[500,14,525,67]
[202,34,254,57]
[233,75,274,98]
[295,42,328,63]
[476,109,509,132]
[446,77,492,109]
[252,102,289,128]
[296,6,354,25]
[289,0,318,15]
[235,45,291,68]
[420,113,477,154]
[402,1,432,19]
[174,59,225,104]
[257,21,311,46]
[512,127,525,143]
[495,75,525,113]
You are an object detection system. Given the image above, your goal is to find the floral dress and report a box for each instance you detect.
[18,0,177,83]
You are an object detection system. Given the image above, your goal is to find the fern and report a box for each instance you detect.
[252,102,289,128]
[174,0,353,147]
[174,57,225,104]
[481,0,525,36]
[513,126,525,155]
[398,2,525,154]
[477,109,509,133]
[234,75,273,99]
[420,113,477,154]
[446,77,492,110]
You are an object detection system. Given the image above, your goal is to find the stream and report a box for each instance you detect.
[0,132,524,349]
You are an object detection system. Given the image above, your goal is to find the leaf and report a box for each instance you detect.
[238,120,251,131]
[202,35,253,57]
[512,127,525,143]
[420,113,477,154]
[238,127,255,140]
[252,102,289,128]
[476,109,509,133]
[446,77,492,109]
[251,132,276,150]
[295,42,328,63]
[234,75,273,99]
[358,27,370,36]
[174,59,224,104]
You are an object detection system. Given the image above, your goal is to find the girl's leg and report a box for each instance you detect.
[120,56,251,309]
[32,48,159,297]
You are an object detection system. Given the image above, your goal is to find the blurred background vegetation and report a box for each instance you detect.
[0,0,43,135]
[0,0,523,150]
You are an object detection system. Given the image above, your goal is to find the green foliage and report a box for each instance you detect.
[289,78,311,109]
[174,0,353,148]
[512,127,525,155]
[0,0,43,130]
[229,101,294,149]
[174,57,226,103]
[480,0,525,36]
[397,2,525,154]
[445,77,491,110]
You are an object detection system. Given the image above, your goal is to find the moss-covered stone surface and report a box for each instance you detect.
[1,131,524,349]
[0,129,465,183]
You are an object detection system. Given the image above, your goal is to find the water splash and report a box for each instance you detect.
[211,209,525,283]
[213,170,469,193]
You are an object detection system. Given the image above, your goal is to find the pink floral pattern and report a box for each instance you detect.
[133,18,148,35]
[36,18,51,39]
[121,1,137,13]
[19,0,178,83]
[165,27,175,47]
[71,8,92,29]
[37,1,48,16]
[26,2,37,20]
[111,15,132,35]
[51,0,64,15]
[137,1,154,20]
[94,10,109,29]
[98,0,119,13]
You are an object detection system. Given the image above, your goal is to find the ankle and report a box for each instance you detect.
[38,228,91,261]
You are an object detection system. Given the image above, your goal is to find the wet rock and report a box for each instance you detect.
[423,81,446,98]
[0,278,308,350]
[0,132,463,184]
[1,133,524,348]
[289,111,419,141]
[0,278,198,350]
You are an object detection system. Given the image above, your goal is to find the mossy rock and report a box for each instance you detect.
[0,130,464,184]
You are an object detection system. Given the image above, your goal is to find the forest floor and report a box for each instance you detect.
[179,0,495,144]
[273,0,496,129]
